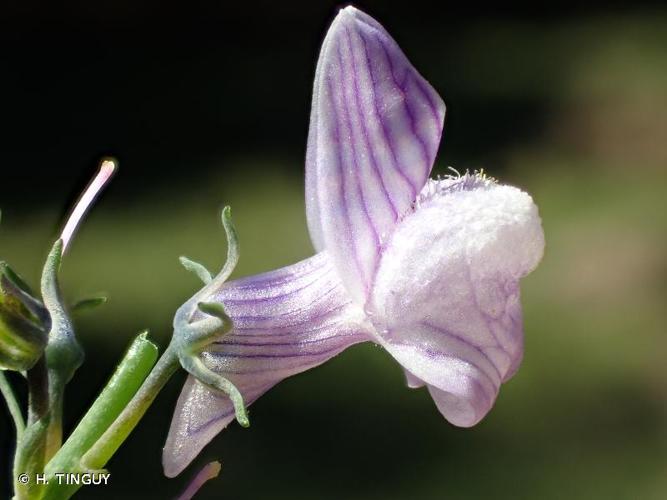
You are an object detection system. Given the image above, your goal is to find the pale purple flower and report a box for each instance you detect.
[163,6,544,477]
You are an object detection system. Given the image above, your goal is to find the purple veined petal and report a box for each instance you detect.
[369,177,544,426]
[376,326,503,427]
[305,6,446,303]
[163,252,373,477]
[427,384,491,428]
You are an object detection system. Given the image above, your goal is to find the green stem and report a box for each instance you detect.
[0,371,25,438]
[26,356,49,425]
[40,240,85,462]
[41,332,158,500]
[13,356,51,500]
[13,416,50,500]
[45,379,65,460]
[81,344,179,470]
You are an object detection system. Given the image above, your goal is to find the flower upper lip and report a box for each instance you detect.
[306,5,446,304]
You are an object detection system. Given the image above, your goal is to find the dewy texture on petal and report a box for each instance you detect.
[369,176,545,426]
[306,6,445,303]
[163,253,371,477]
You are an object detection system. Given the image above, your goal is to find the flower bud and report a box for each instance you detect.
[0,264,47,371]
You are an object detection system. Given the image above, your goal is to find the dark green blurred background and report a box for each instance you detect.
[1,1,665,498]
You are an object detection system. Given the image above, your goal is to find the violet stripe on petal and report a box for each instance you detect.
[378,338,498,427]
[165,378,273,478]
[323,72,377,294]
[206,335,359,360]
[369,178,544,426]
[358,35,418,200]
[305,6,445,303]
[214,332,358,348]
[419,321,504,384]
[163,252,372,477]
[343,26,401,219]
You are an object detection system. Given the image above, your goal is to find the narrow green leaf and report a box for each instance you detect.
[71,296,107,314]
[42,332,158,499]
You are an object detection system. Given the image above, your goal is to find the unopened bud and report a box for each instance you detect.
[0,264,47,371]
